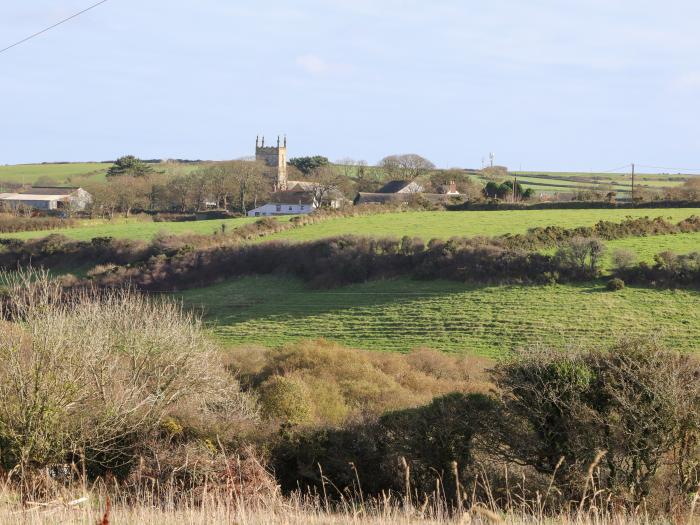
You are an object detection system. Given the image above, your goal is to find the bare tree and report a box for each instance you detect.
[224,161,266,214]
[379,154,435,181]
[307,165,349,207]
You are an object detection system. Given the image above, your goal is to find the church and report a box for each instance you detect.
[247,135,327,217]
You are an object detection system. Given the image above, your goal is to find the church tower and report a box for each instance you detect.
[255,135,288,191]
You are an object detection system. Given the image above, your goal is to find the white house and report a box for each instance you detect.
[247,191,317,217]
[0,187,93,211]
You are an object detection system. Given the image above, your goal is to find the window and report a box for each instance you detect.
[289,206,293,211]
[255,212,260,216]
[276,204,281,212]
[300,205,305,210]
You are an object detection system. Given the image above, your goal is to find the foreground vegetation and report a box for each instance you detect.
[179,276,700,356]
[3,273,700,523]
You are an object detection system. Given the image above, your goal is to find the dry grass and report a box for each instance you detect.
[0,490,674,525]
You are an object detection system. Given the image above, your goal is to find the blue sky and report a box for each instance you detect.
[1,0,699,171]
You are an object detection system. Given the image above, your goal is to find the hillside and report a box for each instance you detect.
[179,276,700,356]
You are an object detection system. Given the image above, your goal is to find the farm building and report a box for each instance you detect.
[247,191,317,217]
[354,180,460,206]
[0,187,93,211]
[376,180,425,194]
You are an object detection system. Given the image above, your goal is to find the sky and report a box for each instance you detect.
[1,0,700,172]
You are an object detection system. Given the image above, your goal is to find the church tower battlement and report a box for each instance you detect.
[255,135,288,191]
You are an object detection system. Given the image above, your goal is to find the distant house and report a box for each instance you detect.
[247,191,317,217]
[0,186,92,211]
[354,179,461,206]
[438,181,460,196]
[354,179,426,205]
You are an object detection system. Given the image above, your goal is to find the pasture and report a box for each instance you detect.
[266,209,700,242]
[2,216,278,242]
[0,162,111,186]
[0,160,204,187]
[179,276,700,357]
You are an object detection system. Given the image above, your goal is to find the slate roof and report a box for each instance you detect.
[376,180,414,194]
[268,191,315,205]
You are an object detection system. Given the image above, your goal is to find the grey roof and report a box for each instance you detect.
[19,186,80,196]
[376,180,415,194]
[354,192,456,205]
[268,191,315,205]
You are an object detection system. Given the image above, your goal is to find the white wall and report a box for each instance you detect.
[247,202,316,217]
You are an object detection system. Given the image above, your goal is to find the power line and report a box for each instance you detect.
[596,165,632,174]
[0,0,110,56]
[636,164,700,173]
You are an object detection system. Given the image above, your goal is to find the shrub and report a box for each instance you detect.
[228,341,485,426]
[258,376,313,425]
[611,248,637,270]
[606,277,625,291]
[0,270,256,478]
[491,341,700,507]
[554,237,605,279]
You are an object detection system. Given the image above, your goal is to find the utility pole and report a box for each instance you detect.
[512,172,518,202]
[631,163,635,205]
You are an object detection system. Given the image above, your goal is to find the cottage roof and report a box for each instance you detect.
[268,191,315,205]
[376,180,415,194]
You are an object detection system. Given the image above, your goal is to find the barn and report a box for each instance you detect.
[0,187,93,211]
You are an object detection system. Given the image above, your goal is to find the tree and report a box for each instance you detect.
[226,161,267,214]
[89,175,150,218]
[289,156,329,175]
[306,165,349,206]
[379,154,435,181]
[107,155,154,178]
[353,161,384,192]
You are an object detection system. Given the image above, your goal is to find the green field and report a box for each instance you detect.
[266,209,700,243]
[605,232,700,266]
[2,216,280,242]
[179,276,700,357]
[0,163,111,186]
[0,161,205,188]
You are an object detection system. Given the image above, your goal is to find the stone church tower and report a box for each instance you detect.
[255,135,288,191]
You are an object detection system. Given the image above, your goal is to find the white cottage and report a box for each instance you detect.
[247,191,317,217]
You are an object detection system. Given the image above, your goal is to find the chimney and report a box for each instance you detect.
[449,180,457,194]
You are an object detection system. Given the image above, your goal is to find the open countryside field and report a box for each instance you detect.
[0,161,205,188]
[2,216,278,242]
[501,171,696,196]
[179,276,700,357]
[0,162,111,186]
[605,232,700,266]
[266,209,700,242]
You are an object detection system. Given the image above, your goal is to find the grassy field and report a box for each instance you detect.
[0,162,111,186]
[605,232,700,266]
[266,209,700,243]
[178,276,700,357]
[0,161,205,188]
[2,216,280,242]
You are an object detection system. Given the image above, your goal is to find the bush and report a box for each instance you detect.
[611,248,637,270]
[606,277,625,291]
[491,341,700,507]
[258,376,313,425]
[0,270,256,479]
[227,341,486,426]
